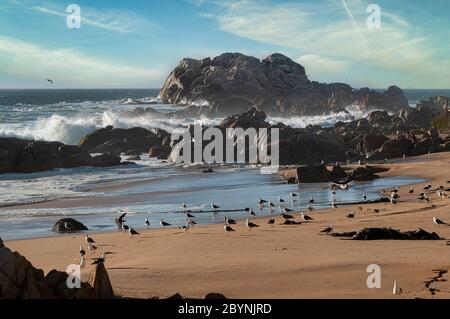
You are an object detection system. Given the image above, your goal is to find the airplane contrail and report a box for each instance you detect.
[341,0,371,57]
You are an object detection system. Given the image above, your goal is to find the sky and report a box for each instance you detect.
[0,0,449,89]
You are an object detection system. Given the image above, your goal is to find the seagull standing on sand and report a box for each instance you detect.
[320,225,333,233]
[121,222,130,232]
[85,234,95,246]
[268,218,275,225]
[347,211,355,219]
[283,207,293,213]
[179,223,190,232]
[409,187,414,194]
[224,223,236,232]
[282,213,294,220]
[91,253,105,265]
[224,216,236,225]
[249,209,256,217]
[301,212,313,222]
[79,246,85,258]
[246,219,259,230]
[433,217,447,226]
[160,219,171,228]
[145,218,150,229]
[129,227,140,236]
[181,202,187,211]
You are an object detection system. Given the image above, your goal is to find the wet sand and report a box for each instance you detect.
[5,152,450,299]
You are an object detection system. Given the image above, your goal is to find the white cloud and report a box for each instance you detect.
[197,0,450,87]
[0,36,166,88]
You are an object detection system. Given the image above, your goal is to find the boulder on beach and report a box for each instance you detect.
[87,262,115,299]
[52,218,88,233]
[296,165,330,183]
[204,292,227,299]
[0,245,95,299]
[331,228,441,240]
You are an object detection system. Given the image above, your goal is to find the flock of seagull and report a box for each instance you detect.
[76,180,449,295]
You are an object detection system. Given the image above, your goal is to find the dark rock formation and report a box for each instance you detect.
[204,292,227,299]
[348,165,388,181]
[79,126,169,155]
[160,52,408,115]
[331,227,441,240]
[0,238,4,248]
[52,218,88,233]
[296,165,330,183]
[0,137,122,174]
[0,245,98,299]
[87,263,114,299]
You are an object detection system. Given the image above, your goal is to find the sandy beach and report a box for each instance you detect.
[4,153,450,299]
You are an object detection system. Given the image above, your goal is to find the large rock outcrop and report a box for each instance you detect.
[0,245,113,299]
[160,52,409,115]
[0,137,122,174]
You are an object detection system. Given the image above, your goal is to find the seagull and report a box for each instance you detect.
[246,219,259,230]
[160,219,171,228]
[211,202,220,210]
[331,200,337,209]
[433,217,447,226]
[281,213,294,220]
[307,205,314,212]
[258,198,268,204]
[347,212,355,219]
[424,183,432,190]
[179,223,190,232]
[129,227,140,236]
[393,281,402,295]
[46,78,53,84]
[91,253,105,265]
[181,202,187,211]
[309,197,314,204]
[290,192,299,198]
[224,216,236,225]
[88,244,97,253]
[320,225,333,233]
[362,193,367,202]
[409,187,414,194]
[249,209,256,217]
[301,212,313,221]
[283,207,294,213]
[268,218,275,225]
[145,218,150,229]
[269,200,276,208]
[278,196,285,204]
[374,209,380,213]
[64,221,72,231]
[187,218,197,226]
[121,222,130,232]
[79,245,85,258]
[185,212,195,218]
[114,212,127,229]
[85,234,95,245]
[224,224,235,232]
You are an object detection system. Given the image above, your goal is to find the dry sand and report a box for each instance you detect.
[5,153,450,299]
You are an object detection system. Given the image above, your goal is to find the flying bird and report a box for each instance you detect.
[115,212,127,229]
[46,78,53,84]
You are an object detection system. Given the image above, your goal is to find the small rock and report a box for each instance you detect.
[205,293,227,299]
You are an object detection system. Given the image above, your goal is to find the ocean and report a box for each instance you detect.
[0,88,444,240]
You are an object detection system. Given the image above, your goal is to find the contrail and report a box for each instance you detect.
[341,0,371,57]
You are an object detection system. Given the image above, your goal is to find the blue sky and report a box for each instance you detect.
[0,0,449,89]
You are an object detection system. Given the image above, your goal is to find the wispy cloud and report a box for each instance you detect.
[196,0,450,87]
[9,0,158,35]
[0,36,166,88]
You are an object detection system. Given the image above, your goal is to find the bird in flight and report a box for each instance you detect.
[46,78,53,84]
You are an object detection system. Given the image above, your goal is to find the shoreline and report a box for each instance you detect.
[4,152,450,298]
